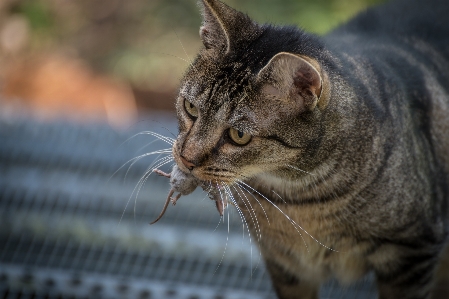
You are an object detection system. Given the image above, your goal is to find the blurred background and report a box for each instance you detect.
[0,0,383,298]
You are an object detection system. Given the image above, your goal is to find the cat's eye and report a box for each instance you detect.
[184,99,199,118]
[229,128,252,145]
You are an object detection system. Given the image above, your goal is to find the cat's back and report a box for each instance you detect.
[325,0,449,204]
[324,0,449,78]
[327,0,449,55]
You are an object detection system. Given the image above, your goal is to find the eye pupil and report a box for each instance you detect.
[184,99,198,118]
[229,128,251,146]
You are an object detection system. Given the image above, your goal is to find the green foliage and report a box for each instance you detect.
[6,0,386,91]
[16,0,53,31]
[228,0,385,34]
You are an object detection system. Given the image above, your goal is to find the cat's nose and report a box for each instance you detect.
[180,156,196,170]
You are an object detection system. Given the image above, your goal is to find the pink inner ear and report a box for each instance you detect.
[262,84,281,97]
[293,65,321,98]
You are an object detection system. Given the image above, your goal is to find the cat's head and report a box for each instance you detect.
[173,0,332,186]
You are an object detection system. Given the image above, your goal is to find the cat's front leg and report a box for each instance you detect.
[265,259,319,299]
[375,250,439,299]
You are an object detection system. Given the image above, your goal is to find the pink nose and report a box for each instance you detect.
[181,156,196,170]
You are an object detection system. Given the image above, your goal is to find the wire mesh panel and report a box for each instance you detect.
[0,113,377,299]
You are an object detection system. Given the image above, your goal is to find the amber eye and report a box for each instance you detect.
[184,99,198,118]
[229,128,252,145]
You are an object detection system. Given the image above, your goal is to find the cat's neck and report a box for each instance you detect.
[246,111,378,206]
[247,158,343,204]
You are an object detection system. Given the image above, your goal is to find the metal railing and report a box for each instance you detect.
[0,113,376,299]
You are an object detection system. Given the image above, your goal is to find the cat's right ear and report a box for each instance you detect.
[198,0,261,53]
[257,52,330,111]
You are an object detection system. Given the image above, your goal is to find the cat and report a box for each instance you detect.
[156,0,449,298]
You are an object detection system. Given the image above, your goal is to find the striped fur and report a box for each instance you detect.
[171,0,449,298]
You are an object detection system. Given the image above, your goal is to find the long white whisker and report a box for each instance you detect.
[238,181,310,252]
[287,164,314,176]
[124,150,173,181]
[225,185,259,280]
[109,149,172,182]
[135,138,167,154]
[132,131,175,145]
[133,156,174,221]
[209,181,224,233]
[134,156,174,201]
[232,185,262,242]
[213,213,222,232]
[173,30,198,73]
[224,186,252,242]
[238,181,338,252]
[232,184,264,277]
[149,51,191,64]
[235,182,270,225]
[134,156,175,223]
[119,156,173,225]
[230,185,256,239]
[272,190,287,204]
[214,205,230,276]
[121,130,175,147]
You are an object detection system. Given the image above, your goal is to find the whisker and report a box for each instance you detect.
[134,131,175,145]
[173,30,198,74]
[135,139,168,154]
[119,156,173,225]
[124,150,173,182]
[224,186,252,242]
[148,51,192,65]
[160,125,177,139]
[216,181,227,217]
[238,181,338,252]
[287,164,314,176]
[238,180,310,252]
[118,155,171,224]
[214,206,230,276]
[109,149,172,182]
[142,119,178,139]
[120,130,175,148]
[134,156,175,220]
[224,185,258,279]
[132,152,166,223]
[135,156,174,201]
[236,181,271,225]
[232,185,262,242]
[213,213,222,232]
[211,181,224,232]
[272,190,287,204]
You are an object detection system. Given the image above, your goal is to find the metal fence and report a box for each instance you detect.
[0,112,377,299]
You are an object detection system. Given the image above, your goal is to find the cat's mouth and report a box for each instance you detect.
[151,161,231,224]
[172,144,236,185]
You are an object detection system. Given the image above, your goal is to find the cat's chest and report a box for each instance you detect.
[236,192,370,283]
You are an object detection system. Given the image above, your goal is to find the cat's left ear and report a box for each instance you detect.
[199,0,262,53]
[257,52,330,111]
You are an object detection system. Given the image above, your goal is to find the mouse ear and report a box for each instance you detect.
[257,52,329,111]
[198,0,261,54]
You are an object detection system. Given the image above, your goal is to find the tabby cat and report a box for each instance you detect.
[161,0,449,298]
